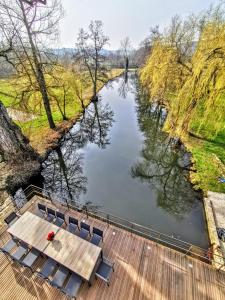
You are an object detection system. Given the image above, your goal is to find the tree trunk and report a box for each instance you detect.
[0,102,38,162]
[20,0,55,129]
[125,57,129,71]
[0,101,41,192]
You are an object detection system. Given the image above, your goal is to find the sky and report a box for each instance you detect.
[59,0,215,50]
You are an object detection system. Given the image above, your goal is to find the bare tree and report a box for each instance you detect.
[72,65,90,111]
[75,20,109,101]
[0,0,63,128]
[120,37,132,71]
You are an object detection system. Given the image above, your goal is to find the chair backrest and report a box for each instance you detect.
[96,257,114,285]
[4,212,18,225]
[38,203,46,212]
[80,222,90,232]
[56,211,65,220]
[47,207,55,217]
[93,227,103,238]
[69,217,78,226]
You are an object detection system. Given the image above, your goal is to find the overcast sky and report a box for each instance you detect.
[59,0,215,49]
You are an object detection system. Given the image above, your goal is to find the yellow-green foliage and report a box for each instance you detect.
[168,22,225,136]
[140,41,188,105]
[0,65,91,116]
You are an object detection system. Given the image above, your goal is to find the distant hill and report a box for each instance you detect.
[50,48,118,57]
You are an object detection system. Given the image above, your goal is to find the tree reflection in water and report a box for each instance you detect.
[118,71,137,99]
[41,96,114,207]
[131,91,201,218]
[42,148,87,204]
[80,96,114,148]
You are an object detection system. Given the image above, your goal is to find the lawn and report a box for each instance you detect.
[186,131,225,194]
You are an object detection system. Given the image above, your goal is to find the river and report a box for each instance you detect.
[15,73,208,248]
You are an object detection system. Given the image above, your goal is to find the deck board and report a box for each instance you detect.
[0,195,225,300]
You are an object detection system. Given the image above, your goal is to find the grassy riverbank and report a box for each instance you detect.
[182,128,225,194]
[162,94,225,194]
[0,69,123,155]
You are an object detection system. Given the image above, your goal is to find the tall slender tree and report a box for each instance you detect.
[120,37,131,72]
[75,20,109,101]
[0,0,63,128]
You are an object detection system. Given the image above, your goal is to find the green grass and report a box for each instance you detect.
[185,95,225,193]
[189,140,225,193]
[0,79,18,107]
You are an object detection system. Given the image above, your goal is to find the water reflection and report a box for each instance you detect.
[131,92,200,217]
[81,98,114,148]
[42,148,87,203]
[41,96,114,205]
[118,71,137,98]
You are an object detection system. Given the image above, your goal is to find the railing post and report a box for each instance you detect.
[107,214,110,227]
[131,223,133,236]
[46,191,52,203]
[155,233,161,246]
[184,245,192,256]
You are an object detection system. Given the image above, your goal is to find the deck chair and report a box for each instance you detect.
[46,207,56,222]
[11,242,29,262]
[95,257,114,286]
[50,265,69,289]
[4,212,19,226]
[37,203,46,218]
[21,248,41,271]
[79,222,90,240]
[54,212,66,227]
[61,272,83,299]
[90,227,103,246]
[67,217,79,234]
[0,238,17,256]
[36,258,57,281]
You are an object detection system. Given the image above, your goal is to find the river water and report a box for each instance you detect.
[15,73,208,248]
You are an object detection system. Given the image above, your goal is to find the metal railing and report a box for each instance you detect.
[21,185,225,268]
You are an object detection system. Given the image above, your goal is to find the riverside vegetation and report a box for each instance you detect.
[0,68,123,154]
[140,3,225,194]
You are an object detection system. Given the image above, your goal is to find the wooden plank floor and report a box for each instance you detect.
[0,195,225,300]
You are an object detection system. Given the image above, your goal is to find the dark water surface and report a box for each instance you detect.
[17,74,208,248]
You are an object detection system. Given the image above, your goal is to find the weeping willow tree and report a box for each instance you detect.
[140,4,225,140]
[140,15,195,107]
[140,42,184,105]
[167,22,225,138]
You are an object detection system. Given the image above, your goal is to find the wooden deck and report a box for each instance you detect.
[0,195,225,300]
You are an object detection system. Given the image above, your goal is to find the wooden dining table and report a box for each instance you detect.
[7,211,102,282]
